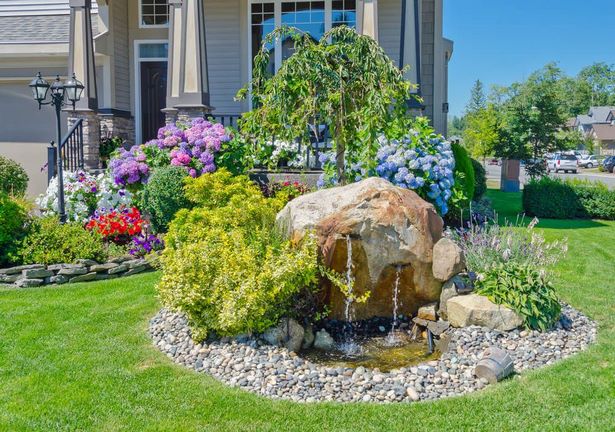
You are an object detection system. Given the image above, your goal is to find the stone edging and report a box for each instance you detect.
[150,304,597,404]
[0,257,153,288]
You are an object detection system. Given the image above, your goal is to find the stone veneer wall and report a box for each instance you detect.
[0,257,153,288]
[99,114,136,148]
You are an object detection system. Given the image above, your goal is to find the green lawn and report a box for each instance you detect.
[1,190,614,431]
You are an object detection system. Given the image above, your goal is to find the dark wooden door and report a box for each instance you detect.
[141,61,167,143]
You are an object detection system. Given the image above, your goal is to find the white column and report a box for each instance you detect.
[69,0,98,110]
[165,0,212,121]
[357,0,379,42]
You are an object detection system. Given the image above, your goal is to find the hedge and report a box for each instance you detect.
[523,177,615,220]
[471,158,487,200]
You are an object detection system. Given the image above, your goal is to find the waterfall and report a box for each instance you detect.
[391,265,401,333]
[344,234,354,323]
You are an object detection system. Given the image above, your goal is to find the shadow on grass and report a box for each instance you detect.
[486,189,608,230]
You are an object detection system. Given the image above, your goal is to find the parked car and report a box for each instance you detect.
[547,153,578,174]
[603,156,615,173]
[578,155,599,168]
[488,158,501,166]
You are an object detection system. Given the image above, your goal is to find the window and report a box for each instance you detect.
[249,0,356,77]
[141,0,169,27]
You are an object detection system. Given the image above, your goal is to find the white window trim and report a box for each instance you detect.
[138,0,170,29]
[247,0,354,109]
[134,40,169,146]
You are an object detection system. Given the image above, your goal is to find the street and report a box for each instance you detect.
[485,164,615,189]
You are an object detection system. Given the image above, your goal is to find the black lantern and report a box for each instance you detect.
[28,72,50,105]
[29,72,85,223]
[64,73,85,106]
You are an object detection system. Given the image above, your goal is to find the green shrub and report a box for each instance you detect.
[141,166,190,233]
[0,192,29,266]
[523,177,615,220]
[452,143,475,202]
[0,156,29,197]
[476,262,561,331]
[471,158,487,200]
[158,170,319,341]
[16,217,108,265]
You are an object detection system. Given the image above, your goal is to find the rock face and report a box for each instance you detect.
[447,294,523,331]
[432,238,465,282]
[262,318,305,353]
[439,275,462,320]
[276,178,445,321]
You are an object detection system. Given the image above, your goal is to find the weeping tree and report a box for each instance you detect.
[236,26,417,184]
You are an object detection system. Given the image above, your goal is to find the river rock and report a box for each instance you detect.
[447,294,523,331]
[313,329,336,351]
[418,303,438,321]
[262,318,305,353]
[432,238,465,282]
[276,177,444,320]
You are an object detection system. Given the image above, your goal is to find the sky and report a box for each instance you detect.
[443,0,615,118]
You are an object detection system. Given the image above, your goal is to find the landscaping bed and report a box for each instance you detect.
[150,303,596,404]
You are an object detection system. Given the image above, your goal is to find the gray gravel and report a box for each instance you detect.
[149,304,597,403]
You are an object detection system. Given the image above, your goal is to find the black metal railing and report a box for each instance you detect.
[47,119,84,183]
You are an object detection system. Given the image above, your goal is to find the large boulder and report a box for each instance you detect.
[276,177,445,321]
[432,238,465,282]
[447,294,523,331]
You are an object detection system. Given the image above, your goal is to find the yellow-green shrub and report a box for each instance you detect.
[158,170,319,341]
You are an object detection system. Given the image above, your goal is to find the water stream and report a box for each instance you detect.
[339,235,362,356]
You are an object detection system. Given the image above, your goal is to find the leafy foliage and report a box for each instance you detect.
[471,158,487,200]
[462,104,503,160]
[238,26,415,183]
[15,217,108,265]
[523,176,615,220]
[0,156,29,197]
[0,192,29,266]
[475,262,561,331]
[158,170,319,341]
[141,166,190,233]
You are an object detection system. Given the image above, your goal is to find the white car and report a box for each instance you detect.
[578,155,599,168]
[547,153,578,173]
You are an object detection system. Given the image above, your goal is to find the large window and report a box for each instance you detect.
[250,0,356,76]
[140,0,169,27]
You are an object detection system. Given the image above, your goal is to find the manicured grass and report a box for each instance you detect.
[1,190,614,431]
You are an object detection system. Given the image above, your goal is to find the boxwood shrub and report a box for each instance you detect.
[141,166,190,233]
[523,177,615,220]
[471,158,487,200]
[0,156,29,197]
[0,192,29,266]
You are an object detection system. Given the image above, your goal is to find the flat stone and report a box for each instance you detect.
[22,268,54,279]
[412,317,430,327]
[95,273,119,281]
[49,275,68,285]
[447,294,523,331]
[47,263,82,272]
[0,264,44,275]
[124,265,148,276]
[90,263,119,273]
[125,259,146,269]
[0,274,20,283]
[110,255,132,264]
[16,278,44,288]
[108,264,129,275]
[58,266,88,276]
[76,259,99,266]
[427,320,450,336]
[69,272,98,283]
[418,303,438,321]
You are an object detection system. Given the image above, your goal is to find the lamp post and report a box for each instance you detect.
[29,72,84,223]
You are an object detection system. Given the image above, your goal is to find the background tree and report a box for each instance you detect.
[237,26,415,184]
[578,62,615,106]
[463,103,503,162]
[466,79,487,114]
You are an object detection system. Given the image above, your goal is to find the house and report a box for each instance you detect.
[0,0,453,195]
[570,106,615,155]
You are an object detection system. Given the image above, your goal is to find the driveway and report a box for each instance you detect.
[484,164,615,190]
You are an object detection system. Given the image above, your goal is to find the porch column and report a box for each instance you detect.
[164,0,213,124]
[357,0,379,41]
[68,0,100,170]
[400,0,423,110]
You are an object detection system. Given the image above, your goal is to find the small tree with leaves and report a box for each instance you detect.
[236,26,416,184]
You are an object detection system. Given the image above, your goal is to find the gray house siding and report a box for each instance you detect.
[111,0,131,112]
[421,0,435,122]
[378,0,402,67]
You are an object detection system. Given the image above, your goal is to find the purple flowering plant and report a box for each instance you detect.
[109,118,231,188]
[129,233,164,257]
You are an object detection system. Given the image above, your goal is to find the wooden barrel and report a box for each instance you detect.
[474,347,514,384]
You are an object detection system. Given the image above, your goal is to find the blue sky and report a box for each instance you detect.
[444,0,615,118]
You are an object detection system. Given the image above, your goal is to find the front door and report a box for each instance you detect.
[140,61,167,142]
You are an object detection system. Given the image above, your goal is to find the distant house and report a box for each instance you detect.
[0,0,454,196]
[570,106,615,155]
